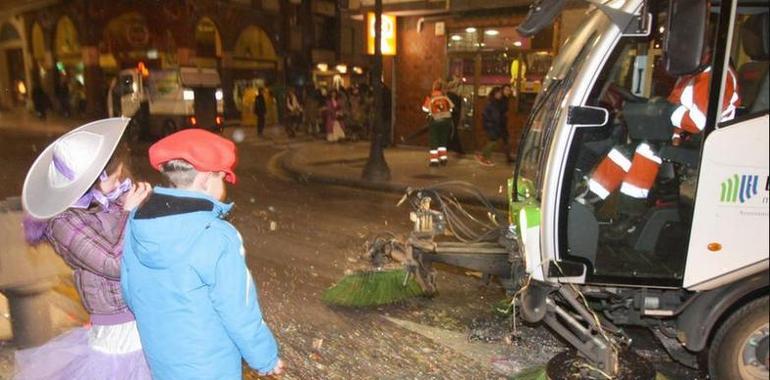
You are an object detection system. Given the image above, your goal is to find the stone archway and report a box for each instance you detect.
[233,25,277,63]
[230,25,280,122]
[101,12,177,71]
[101,12,150,71]
[54,16,81,68]
[0,22,20,42]
[53,15,83,115]
[31,23,46,79]
[194,17,221,68]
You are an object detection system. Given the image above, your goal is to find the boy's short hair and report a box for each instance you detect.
[160,159,198,188]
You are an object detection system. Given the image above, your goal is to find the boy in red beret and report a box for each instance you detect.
[120,129,284,380]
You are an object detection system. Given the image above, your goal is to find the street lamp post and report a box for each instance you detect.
[361,0,391,182]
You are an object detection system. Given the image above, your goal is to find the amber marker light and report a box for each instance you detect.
[707,242,722,252]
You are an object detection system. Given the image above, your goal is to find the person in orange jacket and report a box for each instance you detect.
[581,55,740,236]
[422,79,455,167]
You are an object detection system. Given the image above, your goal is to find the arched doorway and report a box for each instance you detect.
[0,21,26,108]
[233,26,277,63]
[101,12,177,73]
[231,25,280,124]
[101,12,150,73]
[194,17,221,68]
[53,16,83,116]
[30,22,46,84]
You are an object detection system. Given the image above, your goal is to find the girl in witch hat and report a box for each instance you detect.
[15,118,152,380]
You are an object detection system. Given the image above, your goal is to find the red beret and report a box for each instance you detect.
[149,129,238,184]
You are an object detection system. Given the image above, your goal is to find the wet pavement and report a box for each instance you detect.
[0,117,705,379]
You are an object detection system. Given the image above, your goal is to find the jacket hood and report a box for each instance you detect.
[127,187,233,269]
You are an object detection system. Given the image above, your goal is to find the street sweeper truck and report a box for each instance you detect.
[510,0,769,378]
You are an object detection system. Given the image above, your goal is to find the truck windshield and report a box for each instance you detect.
[517,27,602,197]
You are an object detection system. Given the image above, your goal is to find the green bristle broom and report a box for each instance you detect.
[322,268,426,307]
[510,367,547,380]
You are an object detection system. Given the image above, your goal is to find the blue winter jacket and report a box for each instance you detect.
[121,187,279,380]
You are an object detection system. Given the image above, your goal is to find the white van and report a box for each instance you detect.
[108,65,224,139]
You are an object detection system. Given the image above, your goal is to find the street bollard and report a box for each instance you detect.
[0,197,68,348]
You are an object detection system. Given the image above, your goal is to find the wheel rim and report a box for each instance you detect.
[738,322,770,380]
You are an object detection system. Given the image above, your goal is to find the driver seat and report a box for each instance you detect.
[737,13,770,114]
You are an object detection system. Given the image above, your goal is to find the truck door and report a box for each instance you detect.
[193,87,217,130]
[556,5,741,287]
[683,11,769,291]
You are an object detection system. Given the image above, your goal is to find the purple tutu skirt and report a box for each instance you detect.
[14,326,152,380]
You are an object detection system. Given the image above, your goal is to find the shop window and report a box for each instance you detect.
[448,26,530,52]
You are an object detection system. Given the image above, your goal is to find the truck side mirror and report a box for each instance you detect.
[567,106,609,127]
[664,0,708,76]
[517,0,568,37]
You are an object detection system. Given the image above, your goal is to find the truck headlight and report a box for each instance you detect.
[183,89,195,101]
[215,89,223,101]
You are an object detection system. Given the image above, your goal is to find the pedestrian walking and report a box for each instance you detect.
[17,118,153,380]
[446,76,465,155]
[347,85,368,141]
[325,89,346,142]
[476,87,507,167]
[32,83,48,120]
[121,129,284,380]
[422,79,455,167]
[284,88,302,138]
[56,75,71,118]
[254,87,267,137]
[303,87,322,137]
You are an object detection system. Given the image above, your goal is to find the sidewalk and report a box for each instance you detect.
[0,109,84,135]
[222,124,315,147]
[280,141,515,207]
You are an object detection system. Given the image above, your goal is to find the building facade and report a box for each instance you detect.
[5,0,346,119]
[346,0,588,152]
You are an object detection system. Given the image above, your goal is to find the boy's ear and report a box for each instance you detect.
[191,171,210,190]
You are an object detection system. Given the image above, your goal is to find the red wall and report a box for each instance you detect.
[394,16,447,146]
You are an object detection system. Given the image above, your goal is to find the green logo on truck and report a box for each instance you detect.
[720,174,760,203]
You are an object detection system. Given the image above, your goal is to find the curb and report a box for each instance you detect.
[279,148,509,209]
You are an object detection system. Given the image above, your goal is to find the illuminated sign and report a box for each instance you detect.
[366,13,396,56]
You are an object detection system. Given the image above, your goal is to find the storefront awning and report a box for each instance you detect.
[180,67,221,87]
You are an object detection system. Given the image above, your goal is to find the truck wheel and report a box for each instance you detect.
[162,120,177,136]
[708,297,769,380]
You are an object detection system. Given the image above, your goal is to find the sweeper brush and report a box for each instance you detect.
[322,181,523,308]
[321,269,425,307]
[322,232,430,307]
